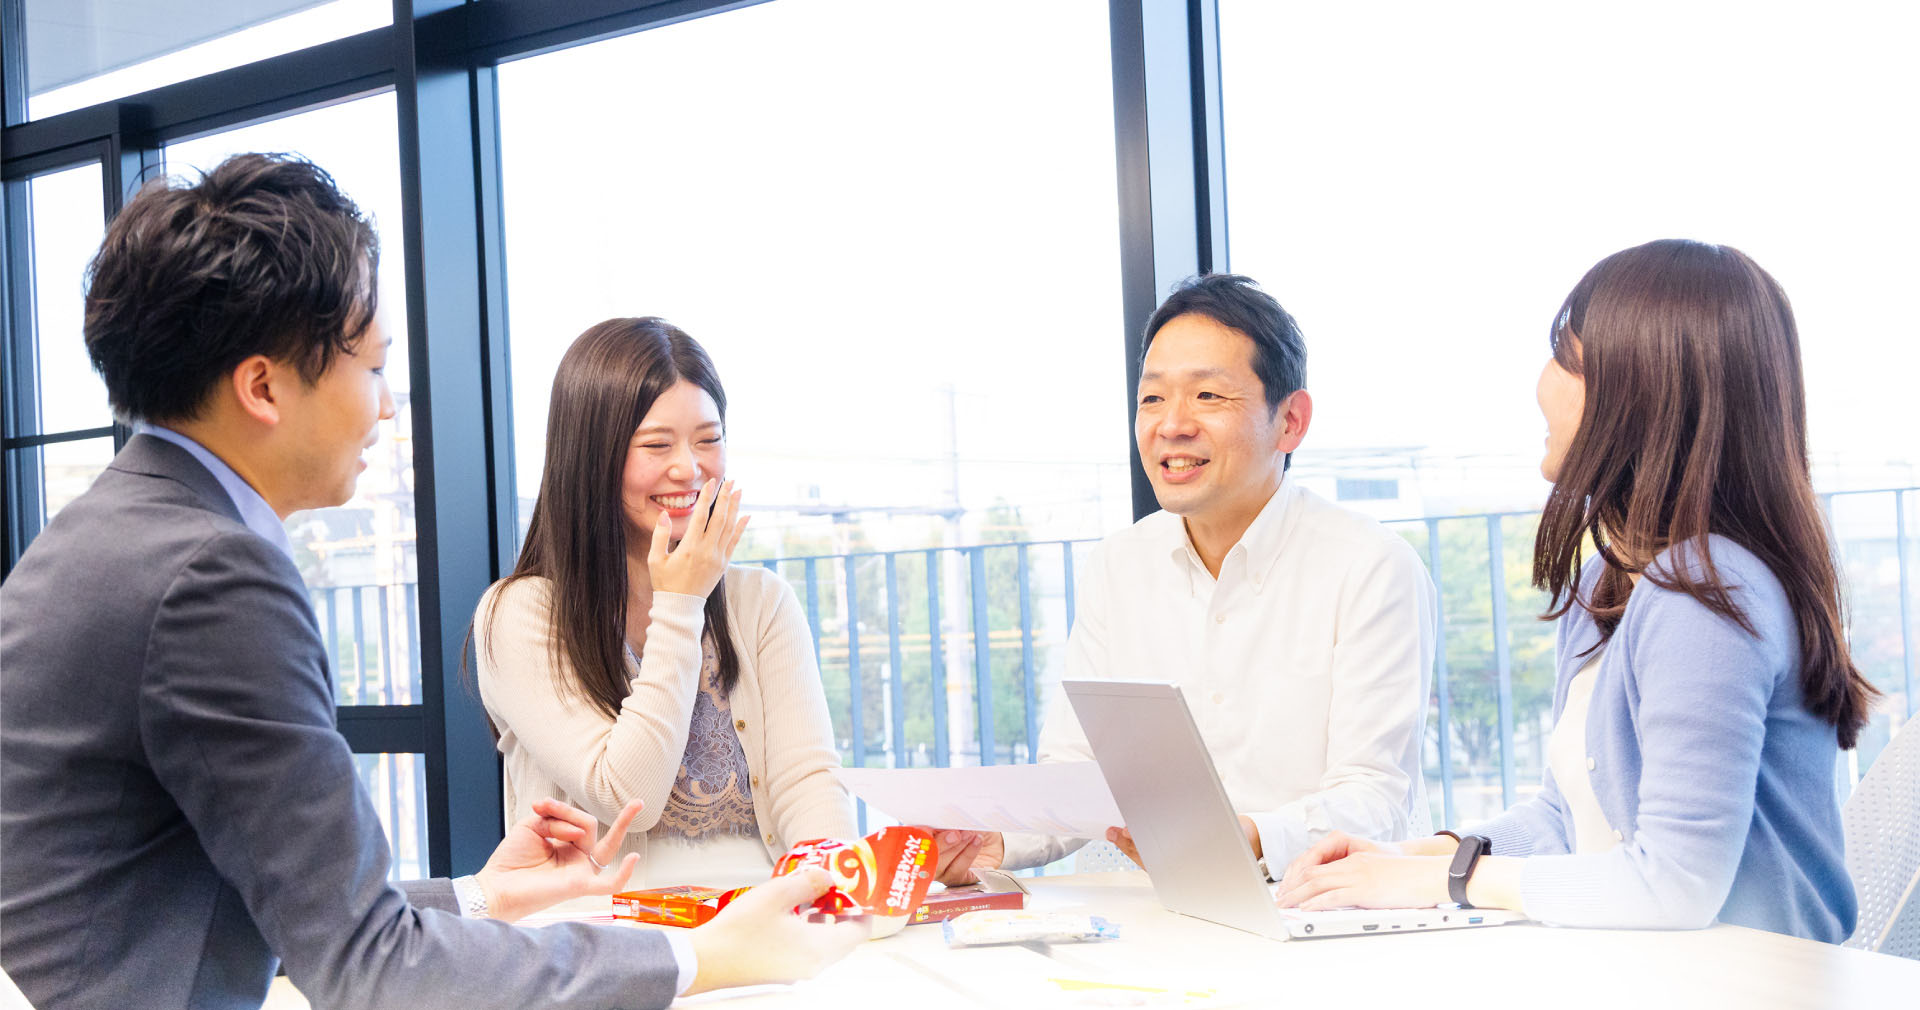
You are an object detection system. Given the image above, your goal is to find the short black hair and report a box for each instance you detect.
[1142,273,1306,412]
[83,152,379,423]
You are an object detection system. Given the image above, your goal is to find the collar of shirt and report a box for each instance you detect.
[1165,477,1299,597]
[138,424,297,562]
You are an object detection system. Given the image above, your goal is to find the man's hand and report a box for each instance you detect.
[474,798,643,922]
[685,868,868,994]
[925,830,1004,886]
[1106,815,1261,871]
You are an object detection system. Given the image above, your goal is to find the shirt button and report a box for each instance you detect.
[1211,692,1225,705]
[1214,614,1226,624]
[1612,829,1624,842]
[735,718,747,731]
[1586,757,1596,771]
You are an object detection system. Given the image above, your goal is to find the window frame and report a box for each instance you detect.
[0,0,1228,877]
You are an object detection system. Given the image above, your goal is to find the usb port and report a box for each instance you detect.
[1468,916,1484,924]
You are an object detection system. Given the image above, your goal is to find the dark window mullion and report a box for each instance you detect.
[2,171,41,569]
[338,704,430,754]
[4,424,113,449]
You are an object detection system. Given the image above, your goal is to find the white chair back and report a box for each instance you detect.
[1843,716,1920,958]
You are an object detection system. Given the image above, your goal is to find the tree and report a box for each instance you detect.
[1410,514,1558,800]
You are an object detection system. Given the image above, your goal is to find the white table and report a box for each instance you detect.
[267,871,1919,1008]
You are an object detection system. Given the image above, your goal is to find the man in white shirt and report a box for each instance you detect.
[933,273,1435,881]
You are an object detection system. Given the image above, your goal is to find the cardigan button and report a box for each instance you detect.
[766,833,776,845]
[735,718,747,731]
[751,775,760,788]
[1586,757,1596,771]
[1612,828,1624,842]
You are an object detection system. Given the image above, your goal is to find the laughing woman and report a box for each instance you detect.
[1276,240,1875,942]
[476,317,854,889]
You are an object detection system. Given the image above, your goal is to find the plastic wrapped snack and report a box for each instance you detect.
[941,910,1121,947]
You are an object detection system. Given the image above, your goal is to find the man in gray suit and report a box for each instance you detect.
[0,153,863,1009]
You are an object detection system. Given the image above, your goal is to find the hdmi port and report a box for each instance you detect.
[1362,924,1380,931]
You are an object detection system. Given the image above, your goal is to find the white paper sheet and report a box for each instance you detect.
[832,761,1123,837]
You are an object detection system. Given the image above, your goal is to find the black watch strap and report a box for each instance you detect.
[1447,834,1490,907]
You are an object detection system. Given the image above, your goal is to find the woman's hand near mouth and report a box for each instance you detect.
[648,478,749,598]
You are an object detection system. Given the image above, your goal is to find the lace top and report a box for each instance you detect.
[645,635,758,840]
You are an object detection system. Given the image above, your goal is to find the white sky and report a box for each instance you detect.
[26,0,389,120]
[495,0,1132,546]
[21,0,1918,543]
[1221,0,1920,502]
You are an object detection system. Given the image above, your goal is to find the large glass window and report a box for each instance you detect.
[1220,0,1920,816]
[496,0,1125,772]
[167,93,422,710]
[17,0,390,122]
[164,93,422,876]
[24,165,111,435]
[5,162,114,540]
[354,752,429,880]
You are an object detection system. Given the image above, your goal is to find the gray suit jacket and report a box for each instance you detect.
[0,435,679,1009]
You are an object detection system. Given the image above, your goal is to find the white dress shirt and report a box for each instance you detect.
[1001,478,1436,870]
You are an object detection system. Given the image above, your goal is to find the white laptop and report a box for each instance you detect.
[1063,679,1524,940]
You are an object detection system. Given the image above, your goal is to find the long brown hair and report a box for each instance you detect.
[1532,239,1876,748]
[487,317,742,719]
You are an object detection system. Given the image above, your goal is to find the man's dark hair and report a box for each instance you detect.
[83,152,379,423]
[1142,273,1306,412]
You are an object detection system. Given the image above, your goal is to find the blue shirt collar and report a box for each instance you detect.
[137,424,297,562]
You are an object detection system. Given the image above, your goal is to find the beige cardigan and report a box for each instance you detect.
[474,565,855,869]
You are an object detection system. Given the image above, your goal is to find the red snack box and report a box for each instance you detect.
[909,886,1026,925]
[774,826,939,934]
[611,885,747,927]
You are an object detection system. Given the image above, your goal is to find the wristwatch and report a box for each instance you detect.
[1446,834,1490,907]
[453,874,491,919]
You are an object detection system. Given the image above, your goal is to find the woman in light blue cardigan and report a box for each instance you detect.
[1276,239,1877,942]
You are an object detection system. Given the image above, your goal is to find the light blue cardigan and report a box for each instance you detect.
[1472,536,1857,942]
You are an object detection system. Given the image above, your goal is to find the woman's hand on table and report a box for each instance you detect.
[925,829,1004,886]
[1273,849,1452,910]
[474,797,644,922]
[1274,831,1522,911]
[1273,830,1462,910]
[685,868,868,994]
[649,479,747,599]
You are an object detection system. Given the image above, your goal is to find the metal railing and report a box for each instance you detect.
[318,486,1916,855]
[746,540,1089,772]
[311,581,423,706]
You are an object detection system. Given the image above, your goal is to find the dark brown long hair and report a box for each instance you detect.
[1532,239,1876,748]
[487,317,742,719]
